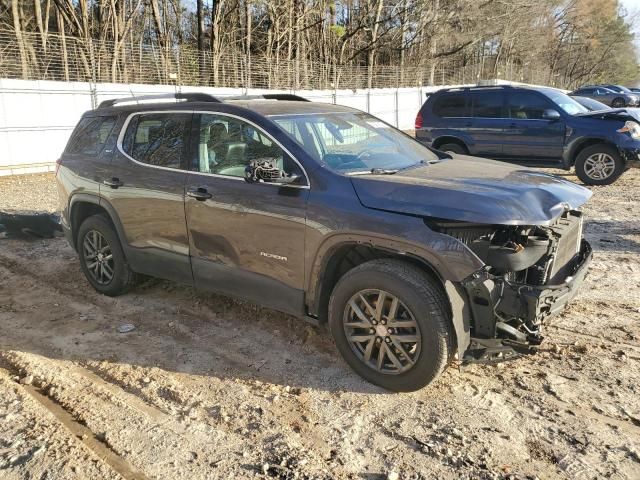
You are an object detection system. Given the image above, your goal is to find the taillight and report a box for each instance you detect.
[415,111,423,129]
[55,157,62,175]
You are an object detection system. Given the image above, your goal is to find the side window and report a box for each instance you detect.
[470,91,505,118]
[507,92,552,120]
[122,113,191,169]
[432,94,468,118]
[66,116,116,155]
[196,114,303,180]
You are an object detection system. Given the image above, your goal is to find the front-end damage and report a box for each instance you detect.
[430,210,592,363]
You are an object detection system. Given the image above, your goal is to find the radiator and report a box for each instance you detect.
[546,211,584,284]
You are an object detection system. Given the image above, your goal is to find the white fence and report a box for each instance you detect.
[0,78,528,176]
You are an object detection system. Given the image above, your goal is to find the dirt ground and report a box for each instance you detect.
[0,169,639,480]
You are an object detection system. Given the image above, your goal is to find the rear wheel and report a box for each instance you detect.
[77,214,136,296]
[574,144,625,185]
[437,142,467,155]
[328,259,453,392]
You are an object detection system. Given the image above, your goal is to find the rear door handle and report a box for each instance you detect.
[187,187,212,201]
[103,177,123,188]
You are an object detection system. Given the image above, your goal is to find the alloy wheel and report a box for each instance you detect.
[583,153,616,180]
[82,230,114,285]
[342,289,421,374]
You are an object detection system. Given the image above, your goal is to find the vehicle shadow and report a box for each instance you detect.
[0,237,390,395]
[584,220,640,254]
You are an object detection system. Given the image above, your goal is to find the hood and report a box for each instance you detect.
[575,107,640,122]
[350,156,592,226]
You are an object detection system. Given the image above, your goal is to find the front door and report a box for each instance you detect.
[503,91,565,160]
[102,111,193,284]
[184,112,309,316]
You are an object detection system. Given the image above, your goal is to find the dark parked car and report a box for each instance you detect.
[57,93,592,391]
[571,96,610,111]
[415,85,640,185]
[569,86,639,108]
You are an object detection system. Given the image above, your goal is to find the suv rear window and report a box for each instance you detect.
[66,116,116,155]
[432,93,469,117]
[122,113,191,169]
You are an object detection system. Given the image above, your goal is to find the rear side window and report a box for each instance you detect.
[508,92,552,120]
[122,113,191,169]
[470,91,505,118]
[432,94,469,117]
[66,116,116,155]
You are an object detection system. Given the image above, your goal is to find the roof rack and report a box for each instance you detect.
[225,93,310,102]
[98,92,223,109]
[442,85,517,93]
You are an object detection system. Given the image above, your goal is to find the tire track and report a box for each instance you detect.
[0,365,149,480]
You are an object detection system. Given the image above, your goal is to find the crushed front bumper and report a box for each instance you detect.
[462,239,592,363]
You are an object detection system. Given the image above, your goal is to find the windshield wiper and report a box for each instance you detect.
[348,168,399,175]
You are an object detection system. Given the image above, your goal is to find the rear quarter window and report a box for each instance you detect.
[65,116,117,155]
[432,93,469,118]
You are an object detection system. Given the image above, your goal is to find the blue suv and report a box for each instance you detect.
[415,85,640,185]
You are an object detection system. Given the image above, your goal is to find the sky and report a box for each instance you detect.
[621,0,640,52]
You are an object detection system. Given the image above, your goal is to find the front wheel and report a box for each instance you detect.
[612,97,625,108]
[328,259,453,392]
[574,144,625,185]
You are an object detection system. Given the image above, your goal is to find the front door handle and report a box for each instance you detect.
[187,187,212,201]
[103,177,123,188]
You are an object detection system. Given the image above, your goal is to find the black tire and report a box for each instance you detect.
[574,144,625,186]
[437,142,467,155]
[77,214,136,296]
[328,259,454,392]
[612,97,625,108]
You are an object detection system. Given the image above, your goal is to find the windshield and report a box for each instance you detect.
[271,112,439,174]
[542,90,588,115]
[612,85,631,93]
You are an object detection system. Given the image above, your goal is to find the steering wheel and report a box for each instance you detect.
[356,149,374,161]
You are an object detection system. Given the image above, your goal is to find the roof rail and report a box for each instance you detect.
[98,92,223,109]
[226,93,310,102]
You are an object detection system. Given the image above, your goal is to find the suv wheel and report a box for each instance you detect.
[77,214,136,296]
[612,97,625,108]
[437,143,467,155]
[574,144,624,185]
[328,259,453,392]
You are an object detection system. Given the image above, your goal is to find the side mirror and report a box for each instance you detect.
[244,159,302,185]
[542,109,561,121]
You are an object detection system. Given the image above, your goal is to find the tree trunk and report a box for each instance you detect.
[196,0,206,84]
[367,0,384,89]
[11,0,29,79]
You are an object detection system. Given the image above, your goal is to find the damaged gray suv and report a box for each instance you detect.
[56,93,592,391]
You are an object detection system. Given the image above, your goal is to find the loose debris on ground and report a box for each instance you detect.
[0,170,639,479]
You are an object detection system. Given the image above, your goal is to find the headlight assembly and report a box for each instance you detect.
[617,121,640,139]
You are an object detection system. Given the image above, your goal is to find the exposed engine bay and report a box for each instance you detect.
[430,210,592,363]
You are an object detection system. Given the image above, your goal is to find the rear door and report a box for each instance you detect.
[184,112,309,316]
[502,91,565,161]
[468,89,506,156]
[428,92,472,147]
[101,111,194,284]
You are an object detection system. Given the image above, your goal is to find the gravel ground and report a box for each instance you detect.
[0,173,59,213]
[0,168,639,480]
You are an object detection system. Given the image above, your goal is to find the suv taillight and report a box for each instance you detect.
[55,158,62,175]
[415,111,423,129]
